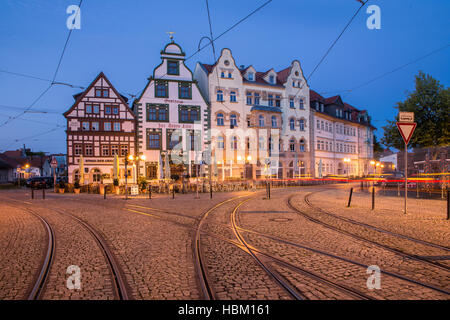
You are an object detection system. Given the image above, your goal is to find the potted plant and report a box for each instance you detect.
[113,178,120,195]
[58,181,66,194]
[74,180,80,194]
[138,176,147,193]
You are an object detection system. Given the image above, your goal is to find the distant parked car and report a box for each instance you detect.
[26,177,53,189]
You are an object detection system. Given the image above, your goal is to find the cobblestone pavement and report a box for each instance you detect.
[307,185,449,247]
[0,203,46,299]
[0,186,448,300]
[236,188,450,299]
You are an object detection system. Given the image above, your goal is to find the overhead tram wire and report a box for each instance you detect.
[0,69,85,89]
[135,0,272,114]
[0,0,83,129]
[0,125,65,152]
[290,0,369,102]
[319,42,450,97]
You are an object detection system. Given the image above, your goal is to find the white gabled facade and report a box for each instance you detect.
[135,41,209,180]
[195,49,314,180]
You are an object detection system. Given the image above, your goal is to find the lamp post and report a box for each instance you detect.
[125,153,146,199]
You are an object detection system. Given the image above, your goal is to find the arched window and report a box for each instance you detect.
[271,116,277,128]
[217,90,223,102]
[220,72,225,78]
[230,91,236,102]
[230,136,238,150]
[299,119,305,131]
[217,113,224,126]
[217,136,224,149]
[230,114,237,127]
[290,118,295,130]
[259,115,265,127]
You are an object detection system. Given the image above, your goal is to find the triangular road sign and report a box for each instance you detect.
[396,122,417,145]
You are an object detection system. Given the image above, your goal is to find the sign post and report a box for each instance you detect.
[396,112,416,214]
[50,157,58,193]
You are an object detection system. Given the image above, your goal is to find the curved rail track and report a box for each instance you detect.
[289,192,450,272]
[0,196,131,300]
[50,208,132,300]
[26,209,55,300]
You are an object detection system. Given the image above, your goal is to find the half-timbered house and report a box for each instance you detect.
[64,72,136,184]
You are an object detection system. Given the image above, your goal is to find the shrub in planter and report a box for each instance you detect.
[58,181,66,193]
[138,176,147,192]
[74,180,80,194]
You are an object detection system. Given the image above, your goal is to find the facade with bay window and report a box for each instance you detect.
[134,41,209,180]
[64,72,136,184]
[194,48,313,180]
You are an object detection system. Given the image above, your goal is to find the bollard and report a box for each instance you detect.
[397,183,400,197]
[148,185,151,199]
[371,186,375,210]
[42,188,45,200]
[172,186,175,199]
[31,188,34,200]
[360,181,363,191]
[347,188,353,207]
[104,185,107,199]
[268,182,271,199]
[210,183,213,199]
[447,190,449,220]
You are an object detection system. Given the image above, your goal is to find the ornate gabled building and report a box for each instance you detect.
[194,48,312,180]
[64,72,136,184]
[133,41,209,180]
[310,90,375,177]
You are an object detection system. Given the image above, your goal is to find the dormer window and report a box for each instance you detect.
[269,75,275,84]
[220,71,225,78]
[248,73,254,81]
[167,60,179,75]
[228,72,232,78]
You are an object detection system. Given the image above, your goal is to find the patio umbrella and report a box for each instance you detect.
[113,154,119,181]
[164,152,171,180]
[157,153,163,180]
[79,155,84,185]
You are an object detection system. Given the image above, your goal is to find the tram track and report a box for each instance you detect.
[1,196,131,300]
[290,191,450,271]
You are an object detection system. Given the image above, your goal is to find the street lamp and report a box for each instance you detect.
[124,153,146,199]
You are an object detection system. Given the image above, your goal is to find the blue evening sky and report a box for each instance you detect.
[0,0,449,154]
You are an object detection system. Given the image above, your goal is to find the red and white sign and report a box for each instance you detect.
[50,157,58,169]
[396,122,417,145]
